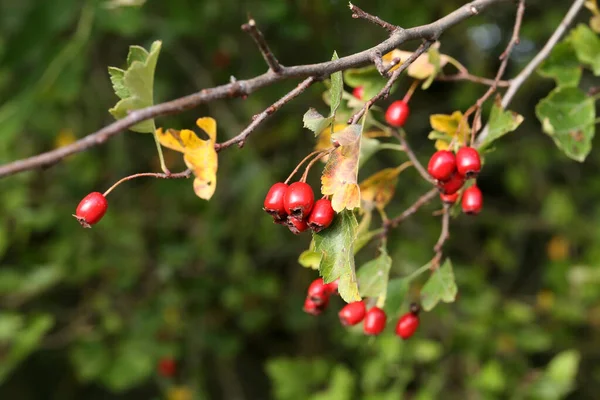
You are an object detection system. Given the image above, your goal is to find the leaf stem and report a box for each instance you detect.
[152,125,171,175]
[103,169,192,197]
[301,149,334,182]
[285,149,327,184]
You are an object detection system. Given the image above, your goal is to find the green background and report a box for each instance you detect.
[0,0,598,399]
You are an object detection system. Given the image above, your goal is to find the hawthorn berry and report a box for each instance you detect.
[338,301,366,326]
[395,311,419,339]
[283,182,314,220]
[456,147,482,178]
[264,182,288,222]
[308,199,335,233]
[352,86,364,100]
[427,150,456,182]
[438,172,465,195]
[385,100,410,127]
[363,307,387,336]
[158,357,176,378]
[74,192,108,228]
[287,215,309,234]
[326,279,339,296]
[461,185,483,215]
[307,278,330,305]
[303,296,329,315]
[440,191,460,205]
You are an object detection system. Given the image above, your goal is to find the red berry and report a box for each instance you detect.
[283,182,314,220]
[456,147,482,178]
[307,278,330,305]
[158,357,176,377]
[338,301,366,326]
[385,100,410,127]
[326,279,339,296]
[395,312,419,339]
[264,182,288,223]
[440,191,460,204]
[287,215,309,234]
[303,296,329,315]
[427,150,457,182]
[74,192,108,228]
[363,307,387,335]
[308,199,335,233]
[438,173,465,195]
[461,185,483,215]
[352,86,364,100]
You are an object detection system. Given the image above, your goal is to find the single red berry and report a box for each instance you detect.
[427,150,457,182]
[74,192,108,228]
[456,147,482,178]
[385,100,410,127]
[440,191,460,205]
[307,278,330,305]
[326,279,339,296]
[308,199,335,233]
[352,86,364,100]
[264,182,288,223]
[283,182,314,220]
[287,216,309,234]
[438,173,465,195]
[338,301,366,326]
[158,357,176,378]
[395,312,419,339]
[363,307,387,336]
[303,296,329,315]
[461,185,483,215]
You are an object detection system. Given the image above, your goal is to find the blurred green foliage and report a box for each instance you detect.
[0,0,599,399]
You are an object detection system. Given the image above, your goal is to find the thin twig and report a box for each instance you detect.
[349,3,399,33]
[103,169,192,197]
[476,0,587,146]
[431,203,451,267]
[217,77,317,150]
[383,188,439,231]
[436,72,511,87]
[241,19,283,73]
[0,0,507,179]
[393,129,436,185]
[285,149,325,184]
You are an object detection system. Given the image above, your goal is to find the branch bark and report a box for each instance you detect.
[0,0,508,179]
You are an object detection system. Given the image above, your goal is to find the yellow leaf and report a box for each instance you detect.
[382,42,449,78]
[430,111,470,149]
[321,124,362,212]
[546,235,570,261]
[167,386,193,400]
[315,124,347,161]
[359,163,411,211]
[54,128,76,149]
[157,117,218,200]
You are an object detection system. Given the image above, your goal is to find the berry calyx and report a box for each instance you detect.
[395,312,419,339]
[283,182,314,220]
[461,185,483,215]
[427,150,457,182]
[158,357,176,378]
[287,216,309,234]
[385,100,410,127]
[456,147,482,178]
[264,182,288,222]
[307,278,330,305]
[440,191,460,204]
[308,199,335,233]
[363,307,387,336]
[352,86,364,100]
[338,301,366,326]
[438,172,465,195]
[303,296,329,315]
[74,192,108,228]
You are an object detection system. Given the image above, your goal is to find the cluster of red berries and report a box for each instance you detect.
[74,192,108,228]
[303,278,421,339]
[263,182,335,234]
[428,147,484,214]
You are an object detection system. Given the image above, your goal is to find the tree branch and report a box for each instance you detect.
[475,0,587,146]
[383,188,439,231]
[436,72,511,87]
[392,129,436,185]
[0,0,508,179]
[431,203,451,267]
[349,2,399,33]
[241,19,283,73]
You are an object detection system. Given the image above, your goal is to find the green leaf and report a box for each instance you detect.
[101,339,155,392]
[357,247,392,299]
[108,40,162,133]
[421,46,442,90]
[478,98,524,150]
[383,278,409,317]
[70,339,110,382]
[298,239,321,270]
[535,86,596,162]
[570,24,600,75]
[537,41,582,87]
[420,259,457,311]
[343,65,387,100]
[329,51,343,118]
[529,350,580,399]
[313,210,361,302]
[311,365,355,400]
[303,108,333,136]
